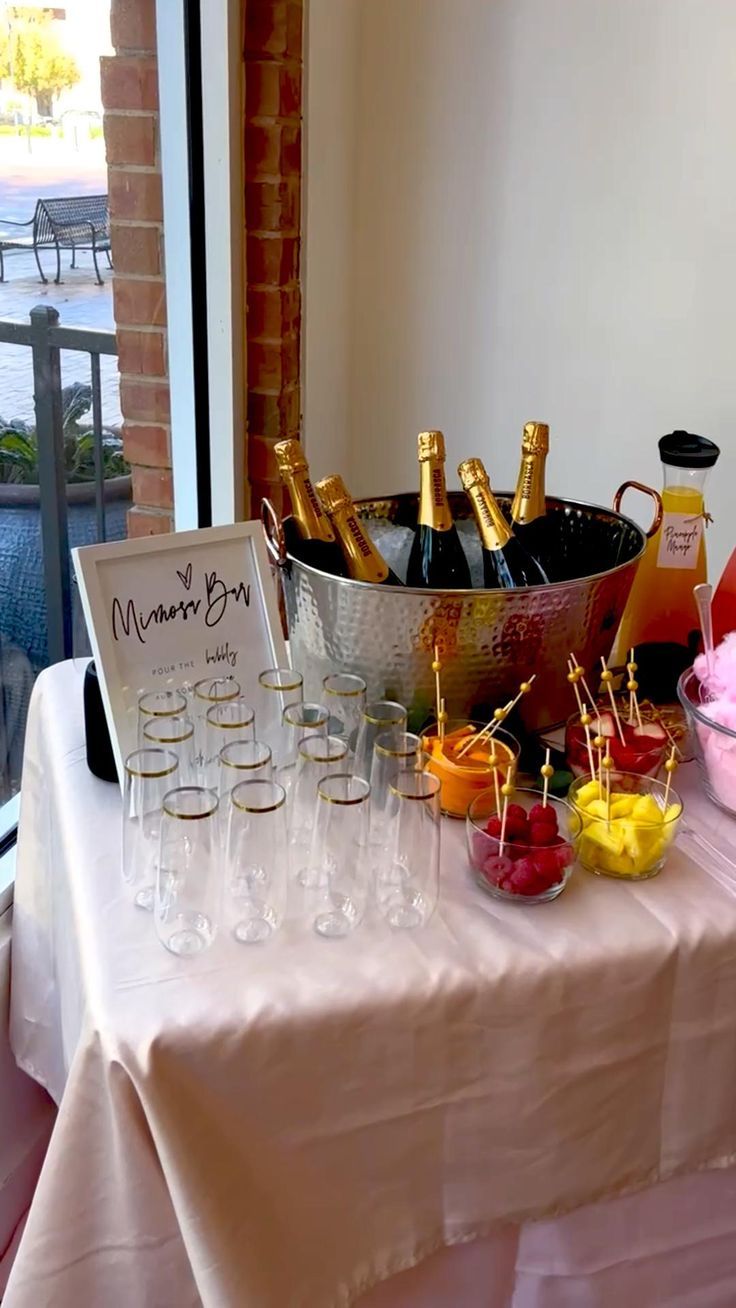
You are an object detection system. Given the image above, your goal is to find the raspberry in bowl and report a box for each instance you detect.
[565,704,667,782]
[466,788,581,904]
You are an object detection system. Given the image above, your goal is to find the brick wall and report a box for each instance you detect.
[244,0,303,516]
[102,0,173,537]
[101,0,304,530]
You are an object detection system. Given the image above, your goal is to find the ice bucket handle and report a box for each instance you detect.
[613,481,663,539]
[261,497,289,568]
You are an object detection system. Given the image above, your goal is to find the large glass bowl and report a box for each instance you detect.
[466,787,580,904]
[678,666,736,818]
[568,772,682,880]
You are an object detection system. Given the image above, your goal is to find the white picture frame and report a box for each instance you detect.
[73,522,288,783]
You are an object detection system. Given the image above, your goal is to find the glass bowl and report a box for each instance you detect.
[678,666,736,817]
[466,787,580,904]
[568,772,682,880]
[565,701,668,781]
[423,720,520,819]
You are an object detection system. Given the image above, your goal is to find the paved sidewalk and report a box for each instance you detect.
[0,144,120,425]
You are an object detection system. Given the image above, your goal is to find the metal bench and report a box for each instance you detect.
[0,195,112,286]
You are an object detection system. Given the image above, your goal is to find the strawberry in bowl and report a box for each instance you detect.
[466,790,581,904]
[565,706,668,781]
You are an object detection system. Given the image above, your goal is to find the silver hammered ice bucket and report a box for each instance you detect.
[262,485,661,733]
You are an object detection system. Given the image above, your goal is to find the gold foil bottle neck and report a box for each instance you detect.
[274,438,308,476]
[521,422,549,456]
[457,457,490,492]
[417,430,446,462]
[315,474,351,515]
[316,475,389,583]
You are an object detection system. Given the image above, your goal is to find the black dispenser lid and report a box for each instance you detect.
[658,430,720,469]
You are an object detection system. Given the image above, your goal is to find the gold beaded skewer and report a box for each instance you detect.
[663,745,679,808]
[439,696,448,745]
[567,658,585,716]
[580,702,596,778]
[456,676,536,759]
[593,730,605,792]
[432,644,445,742]
[600,656,626,746]
[541,748,554,808]
[499,779,514,857]
[602,750,613,824]
[627,648,643,730]
[569,652,597,712]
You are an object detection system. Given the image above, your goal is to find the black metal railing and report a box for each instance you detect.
[0,305,118,664]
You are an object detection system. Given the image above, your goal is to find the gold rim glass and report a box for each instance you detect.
[258,667,304,694]
[193,677,241,704]
[162,785,219,820]
[125,747,179,779]
[231,778,286,814]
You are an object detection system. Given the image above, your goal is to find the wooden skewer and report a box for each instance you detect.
[593,730,605,793]
[580,703,596,778]
[439,696,448,744]
[569,652,597,712]
[602,752,613,825]
[567,658,585,716]
[499,780,514,857]
[456,676,536,759]
[663,745,678,808]
[432,645,444,742]
[541,748,553,807]
[627,648,643,731]
[489,750,501,812]
[600,656,626,746]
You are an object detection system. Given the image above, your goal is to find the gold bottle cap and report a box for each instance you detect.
[457,457,489,491]
[274,438,308,475]
[417,430,445,462]
[315,474,351,514]
[522,422,549,455]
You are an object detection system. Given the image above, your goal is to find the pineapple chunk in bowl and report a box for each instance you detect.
[568,772,682,880]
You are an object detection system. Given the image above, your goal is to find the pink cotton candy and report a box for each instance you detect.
[699,697,736,732]
[694,631,736,702]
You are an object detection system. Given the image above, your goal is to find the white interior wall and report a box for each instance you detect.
[305,0,736,581]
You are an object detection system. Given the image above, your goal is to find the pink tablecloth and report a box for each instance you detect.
[7,661,736,1307]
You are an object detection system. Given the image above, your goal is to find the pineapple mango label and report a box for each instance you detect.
[656,512,703,569]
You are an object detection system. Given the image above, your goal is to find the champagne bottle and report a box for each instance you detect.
[316,474,403,586]
[510,422,551,566]
[274,439,347,576]
[406,430,471,589]
[458,457,548,588]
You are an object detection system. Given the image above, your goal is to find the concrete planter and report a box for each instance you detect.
[0,475,131,672]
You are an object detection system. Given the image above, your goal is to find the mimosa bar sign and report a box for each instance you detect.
[74,523,287,781]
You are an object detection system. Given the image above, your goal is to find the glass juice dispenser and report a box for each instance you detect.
[612,430,720,697]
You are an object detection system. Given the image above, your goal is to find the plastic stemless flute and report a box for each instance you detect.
[218,740,272,803]
[156,786,220,955]
[353,701,408,782]
[257,667,304,766]
[142,714,196,785]
[122,747,179,911]
[279,701,330,784]
[322,672,367,752]
[203,697,255,787]
[225,780,289,943]
[308,774,372,937]
[369,731,423,845]
[290,735,349,883]
[377,768,441,928]
[137,688,188,747]
[191,677,241,776]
